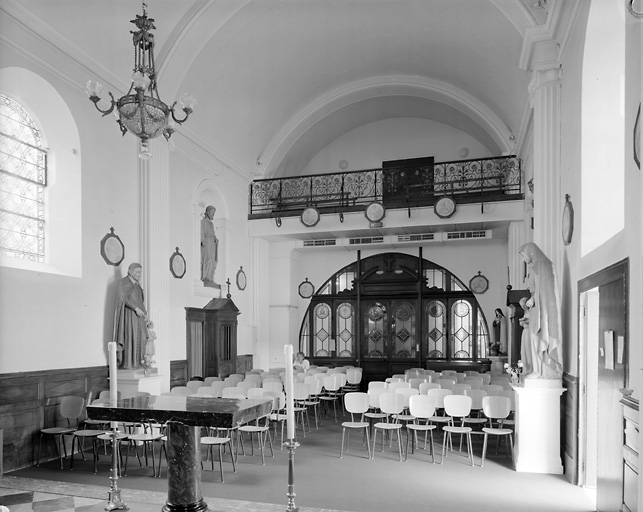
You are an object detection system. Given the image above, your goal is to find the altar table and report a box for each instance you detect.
[87,395,272,512]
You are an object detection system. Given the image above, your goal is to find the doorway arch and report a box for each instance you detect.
[299,251,491,382]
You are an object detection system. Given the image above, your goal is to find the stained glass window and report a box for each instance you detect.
[0,95,47,262]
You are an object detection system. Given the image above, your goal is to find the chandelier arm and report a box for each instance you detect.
[90,92,117,117]
[170,105,191,125]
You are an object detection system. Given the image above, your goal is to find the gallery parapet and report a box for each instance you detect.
[249,155,522,219]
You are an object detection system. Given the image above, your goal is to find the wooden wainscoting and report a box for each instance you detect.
[0,366,108,473]
[0,360,190,473]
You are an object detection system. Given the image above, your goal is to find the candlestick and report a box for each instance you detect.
[284,344,295,440]
[108,341,118,407]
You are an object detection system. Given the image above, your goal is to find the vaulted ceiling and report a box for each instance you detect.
[11,0,550,179]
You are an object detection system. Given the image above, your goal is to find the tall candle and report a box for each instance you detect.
[108,342,118,406]
[284,344,295,440]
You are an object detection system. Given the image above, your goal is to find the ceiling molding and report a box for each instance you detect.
[257,75,514,178]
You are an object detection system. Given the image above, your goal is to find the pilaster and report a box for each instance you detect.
[139,140,171,392]
[529,66,562,268]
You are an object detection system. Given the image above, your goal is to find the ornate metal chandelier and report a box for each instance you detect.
[85,3,196,159]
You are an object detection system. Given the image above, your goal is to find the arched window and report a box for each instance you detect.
[0,94,47,261]
[299,252,490,380]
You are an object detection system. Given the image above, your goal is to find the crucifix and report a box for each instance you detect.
[226,278,231,298]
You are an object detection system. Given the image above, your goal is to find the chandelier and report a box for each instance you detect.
[85,3,196,159]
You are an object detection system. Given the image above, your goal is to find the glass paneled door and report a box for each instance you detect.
[362,299,418,362]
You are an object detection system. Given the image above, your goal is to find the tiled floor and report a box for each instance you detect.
[0,475,341,512]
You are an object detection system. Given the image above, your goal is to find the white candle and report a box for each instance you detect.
[108,342,118,406]
[284,344,295,440]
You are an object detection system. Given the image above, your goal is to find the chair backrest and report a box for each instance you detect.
[333,373,347,388]
[455,373,466,383]
[323,376,340,392]
[408,377,427,389]
[305,376,323,395]
[170,386,189,396]
[408,394,436,420]
[203,376,222,386]
[480,374,492,385]
[60,395,86,420]
[391,374,407,381]
[388,381,411,391]
[394,387,419,407]
[464,370,480,377]
[263,381,284,393]
[368,381,387,390]
[441,370,457,377]
[186,380,203,394]
[490,376,511,385]
[385,377,403,383]
[222,387,243,398]
[235,381,255,396]
[293,382,310,400]
[443,394,472,418]
[196,387,214,397]
[438,379,456,390]
[482,395,511,419]
[378,392,405,415]
[344,392,370,415]
[247,387,265,399]
[427,388,453,409]
[428,374,441,384]
[210,381,226,397]
[418,382,440,395]
[367,387,388,408]
[452,383,472,395]
[244,374,262,385]
[481,384,504,395]
[346,368,363,385]
[262,390,286,411]
[98,390,122,402]
[464,389,487,410]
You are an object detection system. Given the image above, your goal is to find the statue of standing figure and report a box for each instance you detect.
[518,242,563,379]
[113,262,148,370]
[200,205,218,287]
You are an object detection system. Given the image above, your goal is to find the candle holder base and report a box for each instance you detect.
[284,439,300,512]
[105,428,128,511]
[106,489,128,511]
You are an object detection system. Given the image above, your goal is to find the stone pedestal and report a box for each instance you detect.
[117,369,162,397]
[513,379,565,474]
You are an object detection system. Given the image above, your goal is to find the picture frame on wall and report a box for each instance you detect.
[100,227,125,266]
[634,103,641,169]
[169,247,186,279]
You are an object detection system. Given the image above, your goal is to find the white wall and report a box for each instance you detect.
[303,117,494,176]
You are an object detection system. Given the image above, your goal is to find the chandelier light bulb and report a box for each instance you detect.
[131,71,151,91]
[85,80,103,99]
[139,141,152,160]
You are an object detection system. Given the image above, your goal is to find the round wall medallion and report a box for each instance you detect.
[100,227,125,266]
[469,271,489,294]
[434,196,456,219]
[298,278,315,298]
[562,194,574,245]
[364,201,385,223]
[169,247,186,278]
[236,266,247,290]
[301,207,320,227]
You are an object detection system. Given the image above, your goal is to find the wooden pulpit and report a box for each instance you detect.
[185,298,239,379]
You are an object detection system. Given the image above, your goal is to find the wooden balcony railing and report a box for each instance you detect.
[248,155,522,219]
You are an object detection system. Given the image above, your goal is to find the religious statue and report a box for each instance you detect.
[113,262,148,370]
[518,242,563,379]
[200,205,218,287]
[142,320,157,376]
[491,308,507,355]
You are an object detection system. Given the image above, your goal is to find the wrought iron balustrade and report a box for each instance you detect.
[249,155,521,218]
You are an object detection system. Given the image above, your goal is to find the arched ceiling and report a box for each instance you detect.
[12,0,548,179]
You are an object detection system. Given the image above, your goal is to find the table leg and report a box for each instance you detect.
[162,422,208,512]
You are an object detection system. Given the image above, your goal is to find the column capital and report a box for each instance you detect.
[529,66,562,105]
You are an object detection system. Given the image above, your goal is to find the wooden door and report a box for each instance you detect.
[596,276,626,511]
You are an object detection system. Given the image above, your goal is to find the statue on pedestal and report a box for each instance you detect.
[200,205,219,288]
[113,262,148,370]
[518,242,563,379]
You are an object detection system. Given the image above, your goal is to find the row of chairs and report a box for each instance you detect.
[370,380,513,396]
[341,391,513,467]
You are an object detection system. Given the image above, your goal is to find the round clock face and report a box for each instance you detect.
[435,197,456,219]
[562,197,574,245]
[365,201,385,223]
[301,207,320,227]
[469,273,489,294]
[298,280,315,298]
